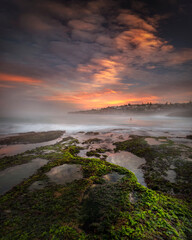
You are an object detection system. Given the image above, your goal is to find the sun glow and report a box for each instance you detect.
[45,88,159,109]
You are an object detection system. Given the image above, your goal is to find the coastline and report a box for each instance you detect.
[0,127,192,239]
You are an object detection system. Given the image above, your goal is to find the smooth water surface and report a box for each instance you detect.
[0,158,48,195]
[106,151,146,186]
[0,114,191,137]
[0,136,64,158]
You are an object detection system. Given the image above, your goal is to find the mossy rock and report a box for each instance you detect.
[0,137,192,240]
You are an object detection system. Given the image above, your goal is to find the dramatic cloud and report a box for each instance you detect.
[117,11,156,32]
[0,73,43,86]
[0,0,192,117]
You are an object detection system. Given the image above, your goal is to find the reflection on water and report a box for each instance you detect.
[106,151,146,186]
[0,136,64,158]
[0,158,48,195]
[71,131,130,145]
[103,172,125,183]
[76,131,146,187]
[76,131,131,158]
[46,164,83,184]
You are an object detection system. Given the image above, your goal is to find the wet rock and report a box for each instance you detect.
[129,192,137,204]
[102,172,125,183]
[145,138,161,145]
[28,181,47,191]
[164,169,176,183]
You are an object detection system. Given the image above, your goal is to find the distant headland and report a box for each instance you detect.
[70,102,192,117]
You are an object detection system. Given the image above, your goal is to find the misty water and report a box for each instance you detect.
[0,158,48,195]
[1,113,191,158]
[0,113,191,136]
[0,113,191,194]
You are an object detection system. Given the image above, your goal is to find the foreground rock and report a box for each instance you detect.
[0,131,65,145]
[0,133,191,239]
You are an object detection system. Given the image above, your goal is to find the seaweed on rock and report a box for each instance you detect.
[0,138,192,240]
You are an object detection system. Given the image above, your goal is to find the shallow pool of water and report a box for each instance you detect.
[46,164,83,184]
[106,151,146,186]
[0,136,64,158]
[0,158,48,195]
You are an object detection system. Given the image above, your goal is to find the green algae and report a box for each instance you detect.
[0,137,80,171]
[114,136,192,198]
[85,132,99,135]
[86,148,110,158]
[86,150,101,158]
[0,138,192,239]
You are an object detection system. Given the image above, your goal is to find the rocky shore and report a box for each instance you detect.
[0,130,192,239]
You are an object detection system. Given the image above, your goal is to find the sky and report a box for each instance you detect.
[0,0,192,118]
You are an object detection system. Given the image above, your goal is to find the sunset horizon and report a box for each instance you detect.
[0,0,192,117]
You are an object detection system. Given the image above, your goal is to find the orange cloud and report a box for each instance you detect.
[45,88,116,101]
[161,44,174,52]
[116,29,163,52]
[0,73,43,86]
[78,58,125,85]
[117,11,156,32]
[44,88,159,109]
[77,64,101,73]
[93,59,124,85]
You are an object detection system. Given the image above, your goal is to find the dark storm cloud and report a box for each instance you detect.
[0,0,192,115]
